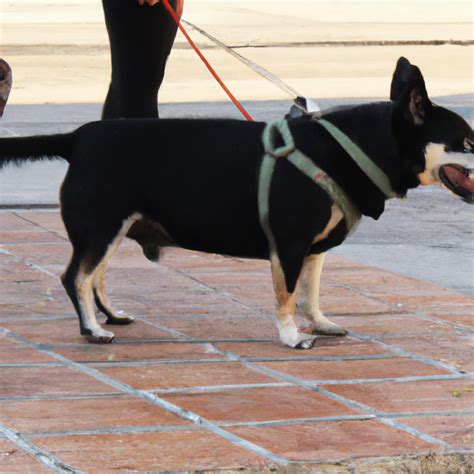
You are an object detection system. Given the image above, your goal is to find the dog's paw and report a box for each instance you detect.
[105,314,135,325]
[278,324,317,349]
[305,311,347,336]
[311,321,347,336]
[82,328,115,343]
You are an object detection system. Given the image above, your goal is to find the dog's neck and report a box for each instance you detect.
[296,102,421,219]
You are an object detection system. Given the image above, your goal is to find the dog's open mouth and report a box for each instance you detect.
[439,164,474,203]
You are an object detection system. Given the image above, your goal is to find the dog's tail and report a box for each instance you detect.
[0,132,73,169]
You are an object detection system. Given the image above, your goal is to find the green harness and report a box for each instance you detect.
[258,118,393,249]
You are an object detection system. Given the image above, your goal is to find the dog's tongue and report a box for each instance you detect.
[439,165,474,204]
[442,165,474,191]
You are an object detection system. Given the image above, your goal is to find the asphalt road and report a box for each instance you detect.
[0,96,472,296]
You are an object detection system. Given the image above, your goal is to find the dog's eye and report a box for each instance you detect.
[464,137,474,152]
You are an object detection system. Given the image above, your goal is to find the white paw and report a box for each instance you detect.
[278,321,317,349]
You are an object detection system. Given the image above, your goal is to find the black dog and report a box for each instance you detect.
[101,0,182,119]
[0,58,472,348]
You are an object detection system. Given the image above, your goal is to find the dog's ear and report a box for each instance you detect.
[390,57,413,101]
[391,57,429,126]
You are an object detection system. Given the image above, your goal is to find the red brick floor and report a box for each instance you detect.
[0,210,473,472]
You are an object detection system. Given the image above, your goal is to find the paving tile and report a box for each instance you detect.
[54,342,226,363]
[0,346,56,363]
[395,415,474,450]
[0,300,75,320]
[0,395,189,433]
[257,357,449,381]
[424,307,474,329]
[160,248,246,271]
[328,266,435,292]
[35,431,271,472]
[98,361,275,390]
[215,284,394,316]
[0,289,50,305]
[324,379,474,414]
[139,295,247,319]
[330,314,447,336]
[1,242,71,268]
[229,419,438,461]
[14,212,67,238]
[151,314,277,340]
[161,386,357,422]
[0,230,59,244]
[214,337,388,359]
[381,333,474,372]
[0,336,20,348]
[0,213,36,231]
[0,439,51,474]
[374,292,474,314]
[0,261,46,284]
[0,318,176,345]
[0,366,118,397]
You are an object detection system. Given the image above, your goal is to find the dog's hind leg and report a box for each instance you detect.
[271,253,317,349]
[62,250,116,343]
[298,253,347,336]
[93,261,135,326]
[62,215,139,342]
[93,215,139,325]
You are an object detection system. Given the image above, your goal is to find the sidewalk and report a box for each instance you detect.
[1,0,472,104]
[0,210,473,472]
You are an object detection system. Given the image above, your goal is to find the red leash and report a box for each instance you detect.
[161,0,254,122]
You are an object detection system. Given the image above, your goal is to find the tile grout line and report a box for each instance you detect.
[0,372,469,401]
[12,212,69,243]
[8,409,474,439]
[136,318,465,451]
[346,331,469,375]
[6,352,396,369]
[330,277,474,334]
[0,248,59,280]
[210,346,461,451]
[0,327,290,467]
[0,392,126,402]
[146,372,471,393]
[0,422,83,474]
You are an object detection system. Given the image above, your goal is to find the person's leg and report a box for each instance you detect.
[101,0,181,119]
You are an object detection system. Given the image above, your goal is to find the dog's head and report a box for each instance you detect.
[390,57,473,203]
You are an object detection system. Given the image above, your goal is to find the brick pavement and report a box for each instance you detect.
[0,210,473,473]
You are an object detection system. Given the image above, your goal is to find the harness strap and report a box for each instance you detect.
[317,118,395,198]
[258,120,360,248]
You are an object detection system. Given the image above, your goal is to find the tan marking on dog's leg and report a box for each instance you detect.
[75,266,115,343]
[271,253,316,349]
[299,253,347,336]
[313,205,344,244]
[93,220,136,325]
[78,213,141,341]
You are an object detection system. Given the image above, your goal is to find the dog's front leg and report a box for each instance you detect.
[298,253,347,336]
[271,254,317,349]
